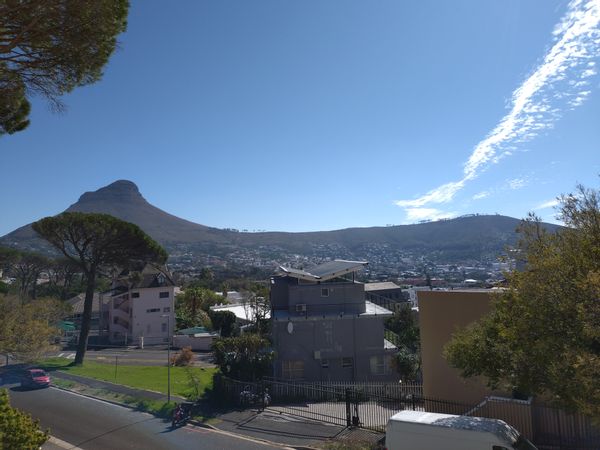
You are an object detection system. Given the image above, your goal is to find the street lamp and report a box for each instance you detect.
[161,314,171,403]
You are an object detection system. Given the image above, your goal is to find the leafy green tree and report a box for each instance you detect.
[386,303,421,380]
[212,333,273,381]
[0,294,68,362]
[32,212,167,364]
[393,347,421,382]
[0,389,48,449]
[445,184,600,419]
[386,304,420,352]
[198,267,215,287]
[0,246,18,273]
[9,250,49,299]
[175,287,220,330]
[209,310,237,337]
[0,0,129,133]
[0,71,30,135]
[40,257,83,300]
[240,288,270,336]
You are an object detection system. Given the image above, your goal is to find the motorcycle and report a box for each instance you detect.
[171,403,191,428]
[239,387,271,408]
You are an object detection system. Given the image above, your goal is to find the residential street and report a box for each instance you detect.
[7,385,284,450]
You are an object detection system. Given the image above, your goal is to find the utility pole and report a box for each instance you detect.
[161,314,171,402]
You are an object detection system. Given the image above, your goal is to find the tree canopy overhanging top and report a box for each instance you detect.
[0,0,129,134]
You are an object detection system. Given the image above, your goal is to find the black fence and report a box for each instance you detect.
[214,376,600,449]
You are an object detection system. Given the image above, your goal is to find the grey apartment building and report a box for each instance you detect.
[271,260,399,382]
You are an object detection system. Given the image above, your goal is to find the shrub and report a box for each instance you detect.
[171,346,194,366]
[0,389,48,449]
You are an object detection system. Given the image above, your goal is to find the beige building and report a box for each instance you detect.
[418,289,506,404]
[417,289,600,446]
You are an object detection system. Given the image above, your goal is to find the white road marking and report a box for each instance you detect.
[46,435,84,449]
[183,423,293,449]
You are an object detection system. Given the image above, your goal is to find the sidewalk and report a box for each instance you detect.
[210,408,347,448]
[207,407,384,449]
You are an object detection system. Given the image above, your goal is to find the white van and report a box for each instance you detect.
[385,410,537,450]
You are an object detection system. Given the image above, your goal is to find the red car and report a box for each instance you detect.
[21,369,51,389]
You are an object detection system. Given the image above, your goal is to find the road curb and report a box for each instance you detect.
[50,384,156,415]
[51,384,307,449]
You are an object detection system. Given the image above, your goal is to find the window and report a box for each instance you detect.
[146,308,160,313]
[131,292,140,298]
[321,288,329,297]
[161,323,167,333]
[282,360,304,379]
[342,357,353,369]
[370,355,385,375]
[163,307,170,312]
[159,291,169,298]
[323,322,333,346]
[321,359,329,369]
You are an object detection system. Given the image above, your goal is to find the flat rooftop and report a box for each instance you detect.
[278,259,368,282]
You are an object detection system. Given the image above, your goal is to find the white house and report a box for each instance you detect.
[102,265,175,346]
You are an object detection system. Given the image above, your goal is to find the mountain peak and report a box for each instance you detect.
[76,180,144,204]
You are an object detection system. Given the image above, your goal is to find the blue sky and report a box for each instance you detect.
[1,0,599,236]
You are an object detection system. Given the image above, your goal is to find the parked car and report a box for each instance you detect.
[21,369,50,389]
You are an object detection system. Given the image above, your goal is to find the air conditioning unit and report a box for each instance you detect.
[296,304,307,313]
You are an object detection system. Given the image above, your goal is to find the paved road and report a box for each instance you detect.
[7,385,284,450]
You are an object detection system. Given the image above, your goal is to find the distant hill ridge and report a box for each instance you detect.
[0,180,557,262]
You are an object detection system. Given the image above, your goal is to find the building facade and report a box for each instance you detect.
[271,260,398,382]
[418,289,507,404]
[101,265,175,346]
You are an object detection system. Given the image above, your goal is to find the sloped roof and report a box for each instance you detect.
[67,293,101,315]
[364,282,401,291]
[278,259,368,282]
[115,264,175,289]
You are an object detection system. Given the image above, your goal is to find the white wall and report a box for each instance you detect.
[130,286,175,345]
[173,334,217,351]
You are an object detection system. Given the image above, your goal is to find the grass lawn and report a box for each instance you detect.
[41,357,217,399]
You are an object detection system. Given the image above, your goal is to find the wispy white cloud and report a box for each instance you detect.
[535,199,560,209]
[473,190,491,200]
[395,0,600,217]
[395,180,465,208]
[403,208,457,222]
[506,177,529,190]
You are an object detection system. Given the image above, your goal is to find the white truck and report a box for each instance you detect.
[385,410,538,450]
